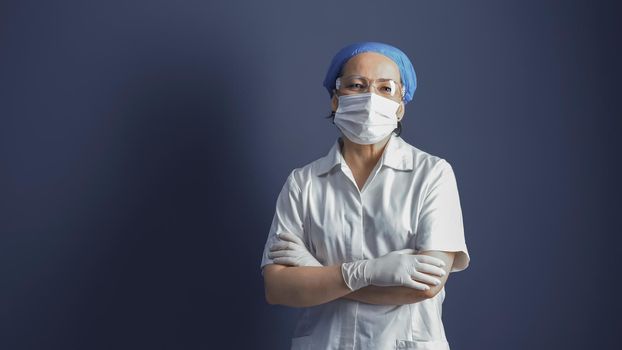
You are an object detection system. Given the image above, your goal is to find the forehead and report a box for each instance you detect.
[341,52,401,81]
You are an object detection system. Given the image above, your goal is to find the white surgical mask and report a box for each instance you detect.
[333,92,401,145]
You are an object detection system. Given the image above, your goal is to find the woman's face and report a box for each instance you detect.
[331,52,405,120]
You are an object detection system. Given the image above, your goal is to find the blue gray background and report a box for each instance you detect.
[1,1,620,349]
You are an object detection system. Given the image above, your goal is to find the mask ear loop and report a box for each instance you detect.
[328,78,342,123]
[395,81,405,135]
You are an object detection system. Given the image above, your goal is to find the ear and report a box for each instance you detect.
[396,101,405,121]
[331,92,338,112]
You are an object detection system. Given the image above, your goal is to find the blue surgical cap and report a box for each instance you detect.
[322,42,417,104]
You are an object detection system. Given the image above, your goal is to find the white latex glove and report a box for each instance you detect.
[267,232,322,267]
[341,251,446,291]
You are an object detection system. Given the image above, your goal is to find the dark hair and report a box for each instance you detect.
[326,111,403,137]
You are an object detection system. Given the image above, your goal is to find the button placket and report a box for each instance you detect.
[354,201,364,260]
[339,165,362,262]
[340,164,361,196]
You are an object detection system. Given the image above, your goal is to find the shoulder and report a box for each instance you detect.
[398,141,461,197]
[399,137,452,175]
[282,138,342,188]
[286,155,327,190]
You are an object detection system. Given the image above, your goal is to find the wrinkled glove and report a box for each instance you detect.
[341,251,446,291]
[268,232,322,267]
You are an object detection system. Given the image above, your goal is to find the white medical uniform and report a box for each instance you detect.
[260,133,470,350]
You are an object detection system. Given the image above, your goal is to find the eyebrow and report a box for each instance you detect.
[340,75,403,85]
[341,75,399,81]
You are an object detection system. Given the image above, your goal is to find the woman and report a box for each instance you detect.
[260,42,470,350]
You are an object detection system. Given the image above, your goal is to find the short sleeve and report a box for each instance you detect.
[259,170,305,276]
[415,160,470,272]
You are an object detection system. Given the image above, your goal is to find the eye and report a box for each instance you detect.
[376,80,397,95]
[347,82,367,90]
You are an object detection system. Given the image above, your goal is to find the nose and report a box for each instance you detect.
[365,82,379,94]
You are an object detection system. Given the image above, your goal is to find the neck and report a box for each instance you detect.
[340,134,392,169]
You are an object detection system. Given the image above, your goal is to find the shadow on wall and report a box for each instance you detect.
[4,53,273,349]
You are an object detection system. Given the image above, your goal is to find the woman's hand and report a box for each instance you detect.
[268,232,322,267]
[341,251,446,291]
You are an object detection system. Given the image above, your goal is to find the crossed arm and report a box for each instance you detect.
[263,250,456,308]
[343,250,455,305]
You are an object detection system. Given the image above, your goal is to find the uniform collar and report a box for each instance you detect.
[317,133,413,176]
